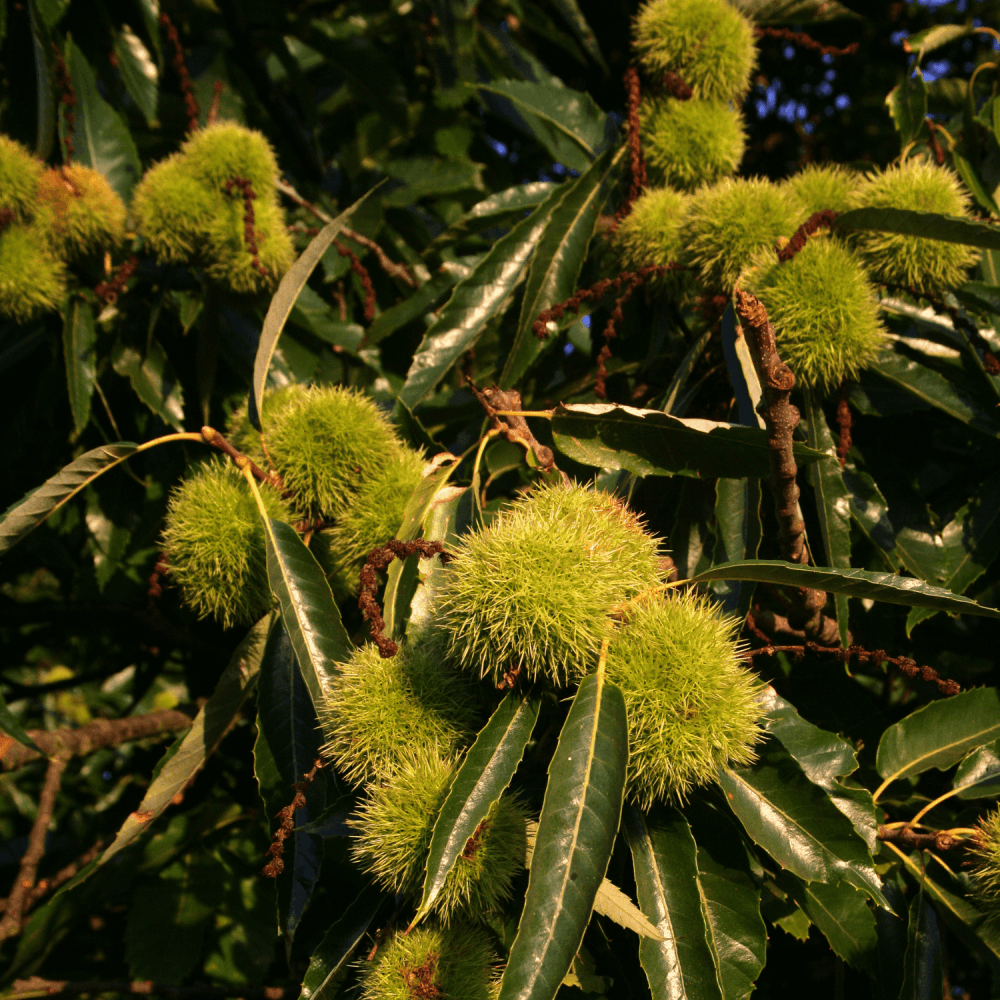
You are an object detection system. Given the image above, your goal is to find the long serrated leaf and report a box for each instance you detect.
[95,614,273,869]
[112,339,185,430]
[253,188,380,428]
[425,182,555,252]
[0,688,42,755]
[551,403,824,480]
[954,740,1000,799]
[63,297,97,435]
[719,741,886,906]
[114,24,158,127]
[720,303,765,429]
[625,806,725,1000]
[592,876,663,940]
[263,519,353,715]
[835,207,1000,249]
[711,477,762,618]
[899,894,943,1000]
[729,0,857,22]
[500,145,623,388]
[399,188,564,409]
[498,672,627,1000]
[364,261,472,346]
[415,692,540,924]
[0,442,138,555]
[29,2,55,160]
[875,686,1000,787]
[300,883,385,1000]
[691,560,1000,619]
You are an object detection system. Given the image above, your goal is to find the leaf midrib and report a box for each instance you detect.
[884,720,1000,784]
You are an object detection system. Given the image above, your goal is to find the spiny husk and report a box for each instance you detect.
[437,483,663,688]
[970,808,1000,912]
[613,185,690,273]
[0,225,66,322]
[0,135,44,222]
[604,589,764,806]
[34,164,127,259]
[783,162,858,220]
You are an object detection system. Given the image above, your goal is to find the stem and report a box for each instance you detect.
[910,785,966,826]
[872,776,893,804]
[596,636,610,682]
[490,410,556,419]
[240,461,272,522]
[136,432,204,452]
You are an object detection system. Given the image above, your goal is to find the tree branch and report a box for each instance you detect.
[6,980,296,1000]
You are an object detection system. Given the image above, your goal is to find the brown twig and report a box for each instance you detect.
[358,541,452,658]
[925,117,946,165]
[51,44,76,163]
[274,178,416,287]
[0,756,67,940]
[160,13,199,133]
[836,382,853,469]
[95,255,140,306]
[262,759,323,878]
[7,980,295,1000]
[147,551,170,605]
[468,384,562,476]
[333,238,376,323]
[224,176,269,279]
[199,425,277,487]
[0,841,102,917]
[876,825,961,851]
[754,26,860,58]
[661,71,692,100]
[614,67,647,229]
[206,80,223,127]
[777,209,839,263]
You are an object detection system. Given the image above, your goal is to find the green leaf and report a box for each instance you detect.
[953,740,1000,799]
[951,150,1000,218]
[112,339,185,430]
[591,876,662,940]
[719,743,886,906]
[663,327,714,417]
[779,874,878,976]
[720,304,765,429]
[478,80,609,172]
[415,692,540,924]
[876,686,1000,787]
[547,0,608,70]
[625,806,725,1000]
[62,297,97,436]
[0,687,42,755]
[498,672,628,1000]
[500,145,623,388]
[691,560,1000,619]
[263,519,354,716]
[113,23,158,127]
[382,155,484,207]
[95,615,273,869]
[61,38,142,201]
[28,2,55,160]
[803,393,852,646]
[0,442,138,555]
[252,187,380,429]
[399,187,564,410]
[899,894,943,1000]
[905,22,974,60]
[551,403,825,480]
[841,467,900,571]
[834,207,1000,250]
[426,182,555,251]
[885,76,928,146]
[711,477,762,618]
[299,883,386,1000]
[729,0,858,22]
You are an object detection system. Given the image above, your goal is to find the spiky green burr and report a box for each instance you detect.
[971,807,1000,913]
[743,235,886,389]
[783,163,857,219]
[848,158,980,292]
[161,459,295,628]
[34,164,126,259]
[437,483,663,687]
[320,639,476,788]
[604,590,764,806]
[0,225,66,323]
[613,185,689,272]
[633,0,756,103]
[682,176,800,290]
[640,97,745,191]
[0,135,43,222]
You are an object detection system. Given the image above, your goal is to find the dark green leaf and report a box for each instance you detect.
[803,393,852,645]
[547,0,608,70]
[874,882,908,1000]
[382,155,484,207]
[498,673,627,1000]
[28,2,55,160]
[841,467,900,571]
[691,560,1000,619]
[33,0,67,28]
[96,615,273,868]
[720,304,765,429]
[415,692,540,924]
[905,22,974,60]
[61,39,142,200]
[951,151,1000,217]
[299,883,386,1000]
[62,297,97,435]
[711,477,762,618]
[899,894,943,1000]
[954,740,1000,799]
[253,188,381,428]
[0,442,138,555]
[113,23,158,127]
[834,207,1000,250]
[500,145,623,387]
[885,76,927,146]
[664,328,714,417]
[112,339,185,430]
[875,686,1000,787]
[719,742,886,905]
[551,403,825,480]
[264,519,353,715]
[0,687,42,755]
[624,806,725,1000]
[729,0,858,22]
[399,188,564,409]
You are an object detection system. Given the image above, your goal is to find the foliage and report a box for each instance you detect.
[3,0,1000,998]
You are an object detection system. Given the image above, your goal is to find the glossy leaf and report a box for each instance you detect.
[253,188,379,428]
[61,39,142,200]
[954,740,1000,799]
[899,895,943,1000]
[663,328,714,417]
[719,743,886,906]
[113,24,158,127]
[63,293,97,437]
[0,687,42,755]
[426,182,555,251]
[551,403,824,480]
[96,615,273,868]
[299,883,385,1000]
[112,339,185,430]
[905,22,974,60]
[886,75,928,146]
[720,304,765,429]
[0,442,138,555]
[625,806,725,1000]
[399,188,563,409]
[841,467,900,571]
[548,0,608,70]
[415,692,540,924]
[29,2,55,160]
[691,560,1000,619]
[501,145,622,388]
[803,393,852,645]
[263,519,353,715]
[876,685,1000,785]
[498,672,628,1000]
[711,477,762,618]
[835,207,1000,250]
